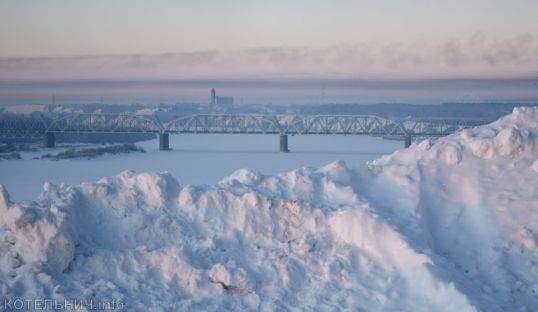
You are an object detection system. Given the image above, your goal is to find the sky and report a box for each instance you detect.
[1,0,538,104]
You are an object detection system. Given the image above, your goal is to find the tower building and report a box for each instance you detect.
[211,88,216,105]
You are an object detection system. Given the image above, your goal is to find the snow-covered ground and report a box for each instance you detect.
[0,107,537,311]
[3,104,48,115]
[2,104,83,115]
[0,134,402,201]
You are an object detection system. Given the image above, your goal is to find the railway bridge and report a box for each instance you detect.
[0,113,491,152]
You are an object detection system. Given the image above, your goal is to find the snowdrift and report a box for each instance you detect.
[0,107,537,311]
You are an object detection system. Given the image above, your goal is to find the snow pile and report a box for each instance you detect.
[135,108,161,115]
[52,106,83,114]
[367,107,538,310]
[3,104,47,115]
[0,107,537,311]
[2,104,83,115]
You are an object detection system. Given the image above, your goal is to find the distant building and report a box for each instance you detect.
[210,88,234,107]
[211,88,216,106]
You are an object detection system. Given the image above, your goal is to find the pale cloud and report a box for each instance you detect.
[1,33,537,81]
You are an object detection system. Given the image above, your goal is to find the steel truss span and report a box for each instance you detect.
[0,113,490,138]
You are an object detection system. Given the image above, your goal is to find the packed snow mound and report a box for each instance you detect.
[0,107,537,311]
[367,107,538,310]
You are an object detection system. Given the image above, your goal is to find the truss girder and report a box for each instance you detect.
[0,113,490,138]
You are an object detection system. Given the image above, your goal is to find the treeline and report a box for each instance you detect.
[41,143,144,160]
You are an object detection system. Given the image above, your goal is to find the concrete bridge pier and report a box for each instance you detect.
[160,133,170,151]
[280,134,290,152]
[404,135,412,148]
[43,132,55,148]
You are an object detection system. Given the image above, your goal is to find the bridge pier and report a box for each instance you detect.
[280,134,289,152]
[160,133,170,151]
[43,132,55,148]
[404,135,412,148]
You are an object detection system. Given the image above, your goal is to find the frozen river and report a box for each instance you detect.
[0,134,402,201]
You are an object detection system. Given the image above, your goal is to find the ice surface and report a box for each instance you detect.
[0,134,402,201]
[0,107,537,311]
